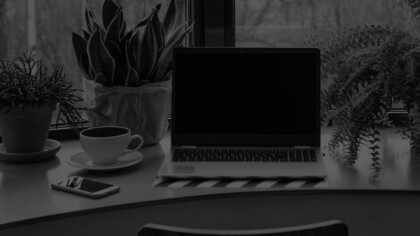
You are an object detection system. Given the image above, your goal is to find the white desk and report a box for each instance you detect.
[1,128,420,236]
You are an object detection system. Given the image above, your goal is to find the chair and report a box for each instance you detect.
[138,220,348,236]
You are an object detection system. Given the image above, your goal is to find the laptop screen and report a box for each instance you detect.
[172,48,320,146]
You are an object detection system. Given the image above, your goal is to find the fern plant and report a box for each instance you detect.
[0,52,85,128]
[303,24,420,178]
[72,0,193,87]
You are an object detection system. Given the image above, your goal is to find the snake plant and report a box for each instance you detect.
[72,0,193,87]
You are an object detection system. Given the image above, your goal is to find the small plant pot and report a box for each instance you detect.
[0,103,56,153]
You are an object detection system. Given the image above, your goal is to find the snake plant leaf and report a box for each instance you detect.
[120,21,127,40]
[80,53,92,81]
[105,9,123,44]
[72,33,92,80]
[84,8,93,33]
[120,28,133,49]
[102,0,120,30]
[155,21,194,80]
[105,40,123,63]
[132,15,149,32]
[165,20,193,45]
[125,66,139,87]
[155,3,162,12]
[127,29,141,73]
[89,65,95,79]
[72,32,87,64]
[165,71,172,80]
[162,0,176,35]
[122,14,150,48]
[131,5,156,33]
[82,30,91,41]
[136,7,165,82]
[119,33,131,70]
[151,7,166,81]
[106,40,126,86]
[87,8,105,36]
[87,29,115,86]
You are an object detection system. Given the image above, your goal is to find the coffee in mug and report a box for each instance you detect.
[80,126,144,165]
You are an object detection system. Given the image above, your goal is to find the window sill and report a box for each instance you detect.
[47,121,90,141]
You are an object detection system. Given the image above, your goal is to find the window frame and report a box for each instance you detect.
[188,0,235,47]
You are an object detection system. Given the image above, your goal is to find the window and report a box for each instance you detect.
[233,0,411,112]
[192,0,409,126]
[1,0,410,138]
[235,0,414,47]
[190,0,414,49]
[0,0,186,138]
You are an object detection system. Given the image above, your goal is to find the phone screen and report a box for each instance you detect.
[56,176,114,193]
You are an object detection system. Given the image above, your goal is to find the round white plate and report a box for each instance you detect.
[67,151,143,171]
[0,139,61,163]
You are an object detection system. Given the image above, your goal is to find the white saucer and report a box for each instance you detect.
[0,139,61,163]
[67,151,143,171]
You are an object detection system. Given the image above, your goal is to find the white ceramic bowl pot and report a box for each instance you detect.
[85,80,171,147]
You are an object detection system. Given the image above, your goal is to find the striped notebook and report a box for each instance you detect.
[153,178,328,189]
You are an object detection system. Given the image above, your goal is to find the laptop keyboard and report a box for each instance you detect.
[172,148,317,162]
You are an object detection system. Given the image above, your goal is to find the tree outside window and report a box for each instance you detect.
[236,0,417,47]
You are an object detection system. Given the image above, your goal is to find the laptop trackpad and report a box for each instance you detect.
[173,165,195,174]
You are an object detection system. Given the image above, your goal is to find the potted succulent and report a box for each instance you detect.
[72,0,193,146]
[0,52,84,155]
[303,23,420,178]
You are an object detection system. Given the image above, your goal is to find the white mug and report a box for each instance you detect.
[80,126,144,165]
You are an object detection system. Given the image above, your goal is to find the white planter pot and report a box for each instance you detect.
[86,80,171,146]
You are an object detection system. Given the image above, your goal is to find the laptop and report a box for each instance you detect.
[157,47,327,179]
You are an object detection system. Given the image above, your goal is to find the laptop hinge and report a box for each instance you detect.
[180,146,197,148]
[295,146,311,149]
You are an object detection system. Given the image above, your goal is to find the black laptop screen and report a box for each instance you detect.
[172,48,320,145]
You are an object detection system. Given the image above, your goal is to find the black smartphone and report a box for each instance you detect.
[51,176,120,198]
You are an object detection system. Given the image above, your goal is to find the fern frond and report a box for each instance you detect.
[367,128,381,180]
[305,21,420,176]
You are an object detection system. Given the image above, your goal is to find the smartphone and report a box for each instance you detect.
[51,176,120,198]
